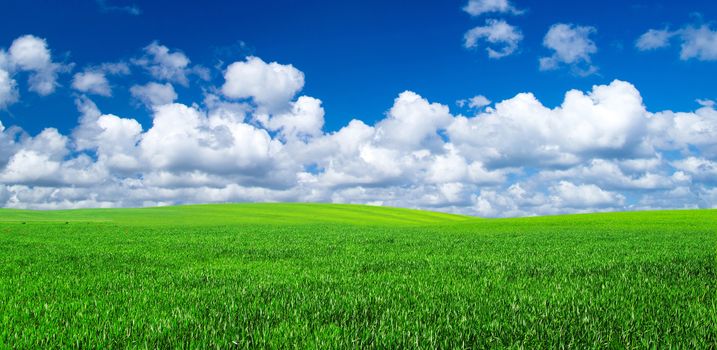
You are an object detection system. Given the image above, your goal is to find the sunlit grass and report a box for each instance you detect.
[0,204,714,348]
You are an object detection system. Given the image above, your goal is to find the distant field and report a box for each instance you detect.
[0,204,714,348]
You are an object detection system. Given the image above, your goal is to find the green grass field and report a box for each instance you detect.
[0,204,715,348]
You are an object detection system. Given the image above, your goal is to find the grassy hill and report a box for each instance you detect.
[0,202,472,225]
[0,204,714,348]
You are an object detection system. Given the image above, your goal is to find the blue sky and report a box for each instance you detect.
[2,0,715,133]
[0,0,716,215]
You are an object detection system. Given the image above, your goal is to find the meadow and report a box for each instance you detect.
[0,204,715,348]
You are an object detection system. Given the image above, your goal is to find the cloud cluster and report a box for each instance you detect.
[460,1,602,75]
[1,36,717,216]
[133,42,209,86]
[462,0,524,60]
[130,82,177,108]
[71,62,130,97]
[636,23,717,61]
[0,35,66,107]
[457,95,491,110]
[221,56,305,110]
[540,23,598,75]
[464,19,523,59]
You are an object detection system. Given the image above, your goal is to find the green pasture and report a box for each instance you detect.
[0,204,714,348]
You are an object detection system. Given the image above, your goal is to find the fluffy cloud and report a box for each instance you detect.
[649,102,717,159]
[636,23,717,61]
[259,96,325,140]
[376,91,453,150]
[458,95,491,109]
[139,103,284,178]
[679,24,717,61]
[71,62,130,96]
[448,80,650,168]
[1,46,717,216]
[221,56,305,110]
[72,71,111,96]
[0,70,18,108]
[464,19,523,58]
[462,0,522,16]
[133,42,207,86]
[672,157,717,184]
[540,23,598,75]
[635,29,674,51]
[130,82,177,108]
[0,35,67,107]
[550,181,625,209]
[7,35,66,95]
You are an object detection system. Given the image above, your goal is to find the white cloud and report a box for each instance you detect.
[138,103,287,181]
[672,157,717,183]
[540,23,598,75]
[464,19,523,58]
[550,181,625,209]
[649,103,717,159]
[0,35,67,103]
[636,28,674,51]
[99,62,131,75]
[458,95,491,109]
[0,150,62,185]
[2,49,717,216]
[539,159,674,191]
[71,62,130,97]
[636,23,717,61]
[95,114,143,172]
[260,96,325,140]
[0,69,18,108]
[221,56,305,110]
[130,82,177,108]
[463,0,522,16]
[8,35,65,95]
[133,42,206,86]
[72,71,111,96]
[8,35,53,72]
[448,80,650,168]
[679,24,717,61]
[375,91,453,150]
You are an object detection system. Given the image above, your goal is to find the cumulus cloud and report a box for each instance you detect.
[71,62,130,96]
[672,157,717,184]
[259,96,325,140]
[133,42,207,86]
[8,35,67,95]
[0,70,18,108]
[72,71,111,96]
[99,62,131,75]
[0,35,67,105]
[550,181,625,209]
[540,23,598,75]
[679,24,717,61]
[636,23,717,61]
[462,0,522,16]
[2,46,717,216]
[464,19,523,58]
[376,91,453,150]
[448,80,650,168]
[635,28,674,51]
[221,56,305,110]
[458,95,491,109]
[130,82,177,108]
